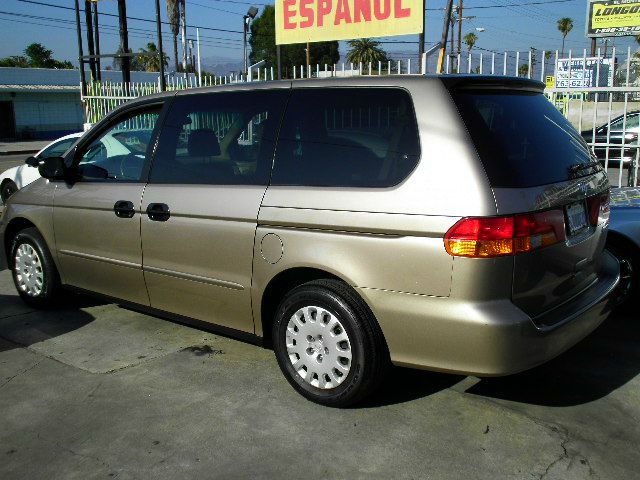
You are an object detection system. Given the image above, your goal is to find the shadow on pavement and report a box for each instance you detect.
[465,314,640,406]
[359,367,465,408]
[0,293,102,353]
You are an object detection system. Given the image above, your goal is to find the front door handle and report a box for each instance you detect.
[146,203,170,222]
[113,200,135,218]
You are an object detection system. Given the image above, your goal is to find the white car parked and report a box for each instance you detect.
[1,133,82,204]
[1,129,147,204]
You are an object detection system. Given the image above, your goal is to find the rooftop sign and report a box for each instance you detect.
[586,0,640,37]
[275,0,423,45]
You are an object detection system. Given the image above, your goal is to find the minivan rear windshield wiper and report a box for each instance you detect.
[568,161,601,177]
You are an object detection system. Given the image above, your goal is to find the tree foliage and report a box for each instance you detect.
[346,39,389,65]
[463,33,478,52]
[249,5,339,77]
[136,42,169,72]
[0,43,72,69]
[166,0,180,72]
[557,17,574,55]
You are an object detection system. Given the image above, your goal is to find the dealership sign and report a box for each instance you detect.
[275,0,423,45]
[555,57,615,88]
[586,0,640,37]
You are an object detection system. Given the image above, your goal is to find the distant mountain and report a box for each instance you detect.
[202,58,244,76]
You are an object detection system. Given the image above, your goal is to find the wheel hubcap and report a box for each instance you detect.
[14,243,44,297]
[286,306,352,390]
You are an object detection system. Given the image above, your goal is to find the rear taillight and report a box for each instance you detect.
[587,192,610,226]
[444,209,567,258]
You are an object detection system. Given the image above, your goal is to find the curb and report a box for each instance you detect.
[0,150,38,156]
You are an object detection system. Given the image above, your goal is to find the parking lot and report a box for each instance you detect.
[0,268,638,479]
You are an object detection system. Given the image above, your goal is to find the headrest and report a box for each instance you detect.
[188,129,220,157]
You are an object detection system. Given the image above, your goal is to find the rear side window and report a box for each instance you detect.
[150,90,287,185]
[451,91,593,188]
[271,88,420,187]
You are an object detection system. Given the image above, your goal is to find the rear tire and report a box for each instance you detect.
[1,180,18,204]
[272,279,389,407]
[10,227,62,308]
[606,238,639,312]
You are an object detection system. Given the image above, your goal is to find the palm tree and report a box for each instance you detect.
[180,0,187,70]
[137,42,169,72]
[557,17,573,56]
[463,33,478,52]
[166,0,180,72]
[346,38,388,65]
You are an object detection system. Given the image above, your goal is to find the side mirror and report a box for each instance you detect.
[38,157,67,180]
[25,156,39,167]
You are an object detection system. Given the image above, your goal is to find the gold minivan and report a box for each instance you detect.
[0,76,620,406]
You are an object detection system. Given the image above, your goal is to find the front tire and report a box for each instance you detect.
[1,180,18,204]
[10,227,62,308]
[273,279,388,407]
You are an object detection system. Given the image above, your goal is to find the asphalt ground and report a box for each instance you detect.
[0,268,638,480]
[0,154,28,173]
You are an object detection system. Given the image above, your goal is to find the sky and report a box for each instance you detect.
[0,0,637,73]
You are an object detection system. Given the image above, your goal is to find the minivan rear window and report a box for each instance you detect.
[272,88,420,188]
[451,90,594,188]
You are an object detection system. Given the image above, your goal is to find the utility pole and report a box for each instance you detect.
[591,38,596,56]
[118,0,130,84]
[457,0,463,57]
[437,0,455,74]
[196,27,202,86]
[154,0,166,90]
[276,44,281,80]
[307,42,310,71]
[73,0,86,95]
[93,1,101,81]
[180,0,187,72]
[418,0,425,59]
[84,1,96,81]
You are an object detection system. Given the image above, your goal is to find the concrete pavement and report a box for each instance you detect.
[0,140,49,156]
[0,269,639,479]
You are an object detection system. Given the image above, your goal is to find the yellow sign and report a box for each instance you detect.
[587,0,640,37]
[275,0,424,45]
[545,75,555,88]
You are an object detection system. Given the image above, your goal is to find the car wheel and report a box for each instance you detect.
[272,279,389,407]
[606,240,639,311]
[10,227,62,308]
[1,180,18,204]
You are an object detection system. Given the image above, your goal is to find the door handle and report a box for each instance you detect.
[113,200,135,218]
[146,203,170,222]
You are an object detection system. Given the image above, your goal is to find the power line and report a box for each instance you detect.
[15,0,244,34]
[426,0,578,10]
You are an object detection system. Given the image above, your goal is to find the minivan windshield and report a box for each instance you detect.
[451,90,594,188]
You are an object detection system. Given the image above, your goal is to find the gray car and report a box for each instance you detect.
[608,187,640,307]
[0,76,621,406]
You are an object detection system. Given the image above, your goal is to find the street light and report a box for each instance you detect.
[243,6,259,76]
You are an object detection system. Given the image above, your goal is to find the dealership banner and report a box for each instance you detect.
[275,0,423,45]
[586,0,640,37]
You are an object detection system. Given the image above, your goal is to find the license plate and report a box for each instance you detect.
[566,201,588,235]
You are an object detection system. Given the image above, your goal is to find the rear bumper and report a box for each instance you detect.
[358,251,620,376]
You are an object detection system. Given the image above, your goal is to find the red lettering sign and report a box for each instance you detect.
[354,0,372,22]
[373,0,391,20]
[335,0,352,24]
[300,0,315,27]
[394,0,410,18]
[283,0,297,29]
[317,0,332,27]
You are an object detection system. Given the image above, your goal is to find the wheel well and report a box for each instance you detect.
[260,267,341,348]
[3,217,36,262]
[606,230,639,254]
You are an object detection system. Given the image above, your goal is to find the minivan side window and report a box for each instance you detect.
[271,88,420,188]
[76,107,160,182]
[150,90,288,185]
